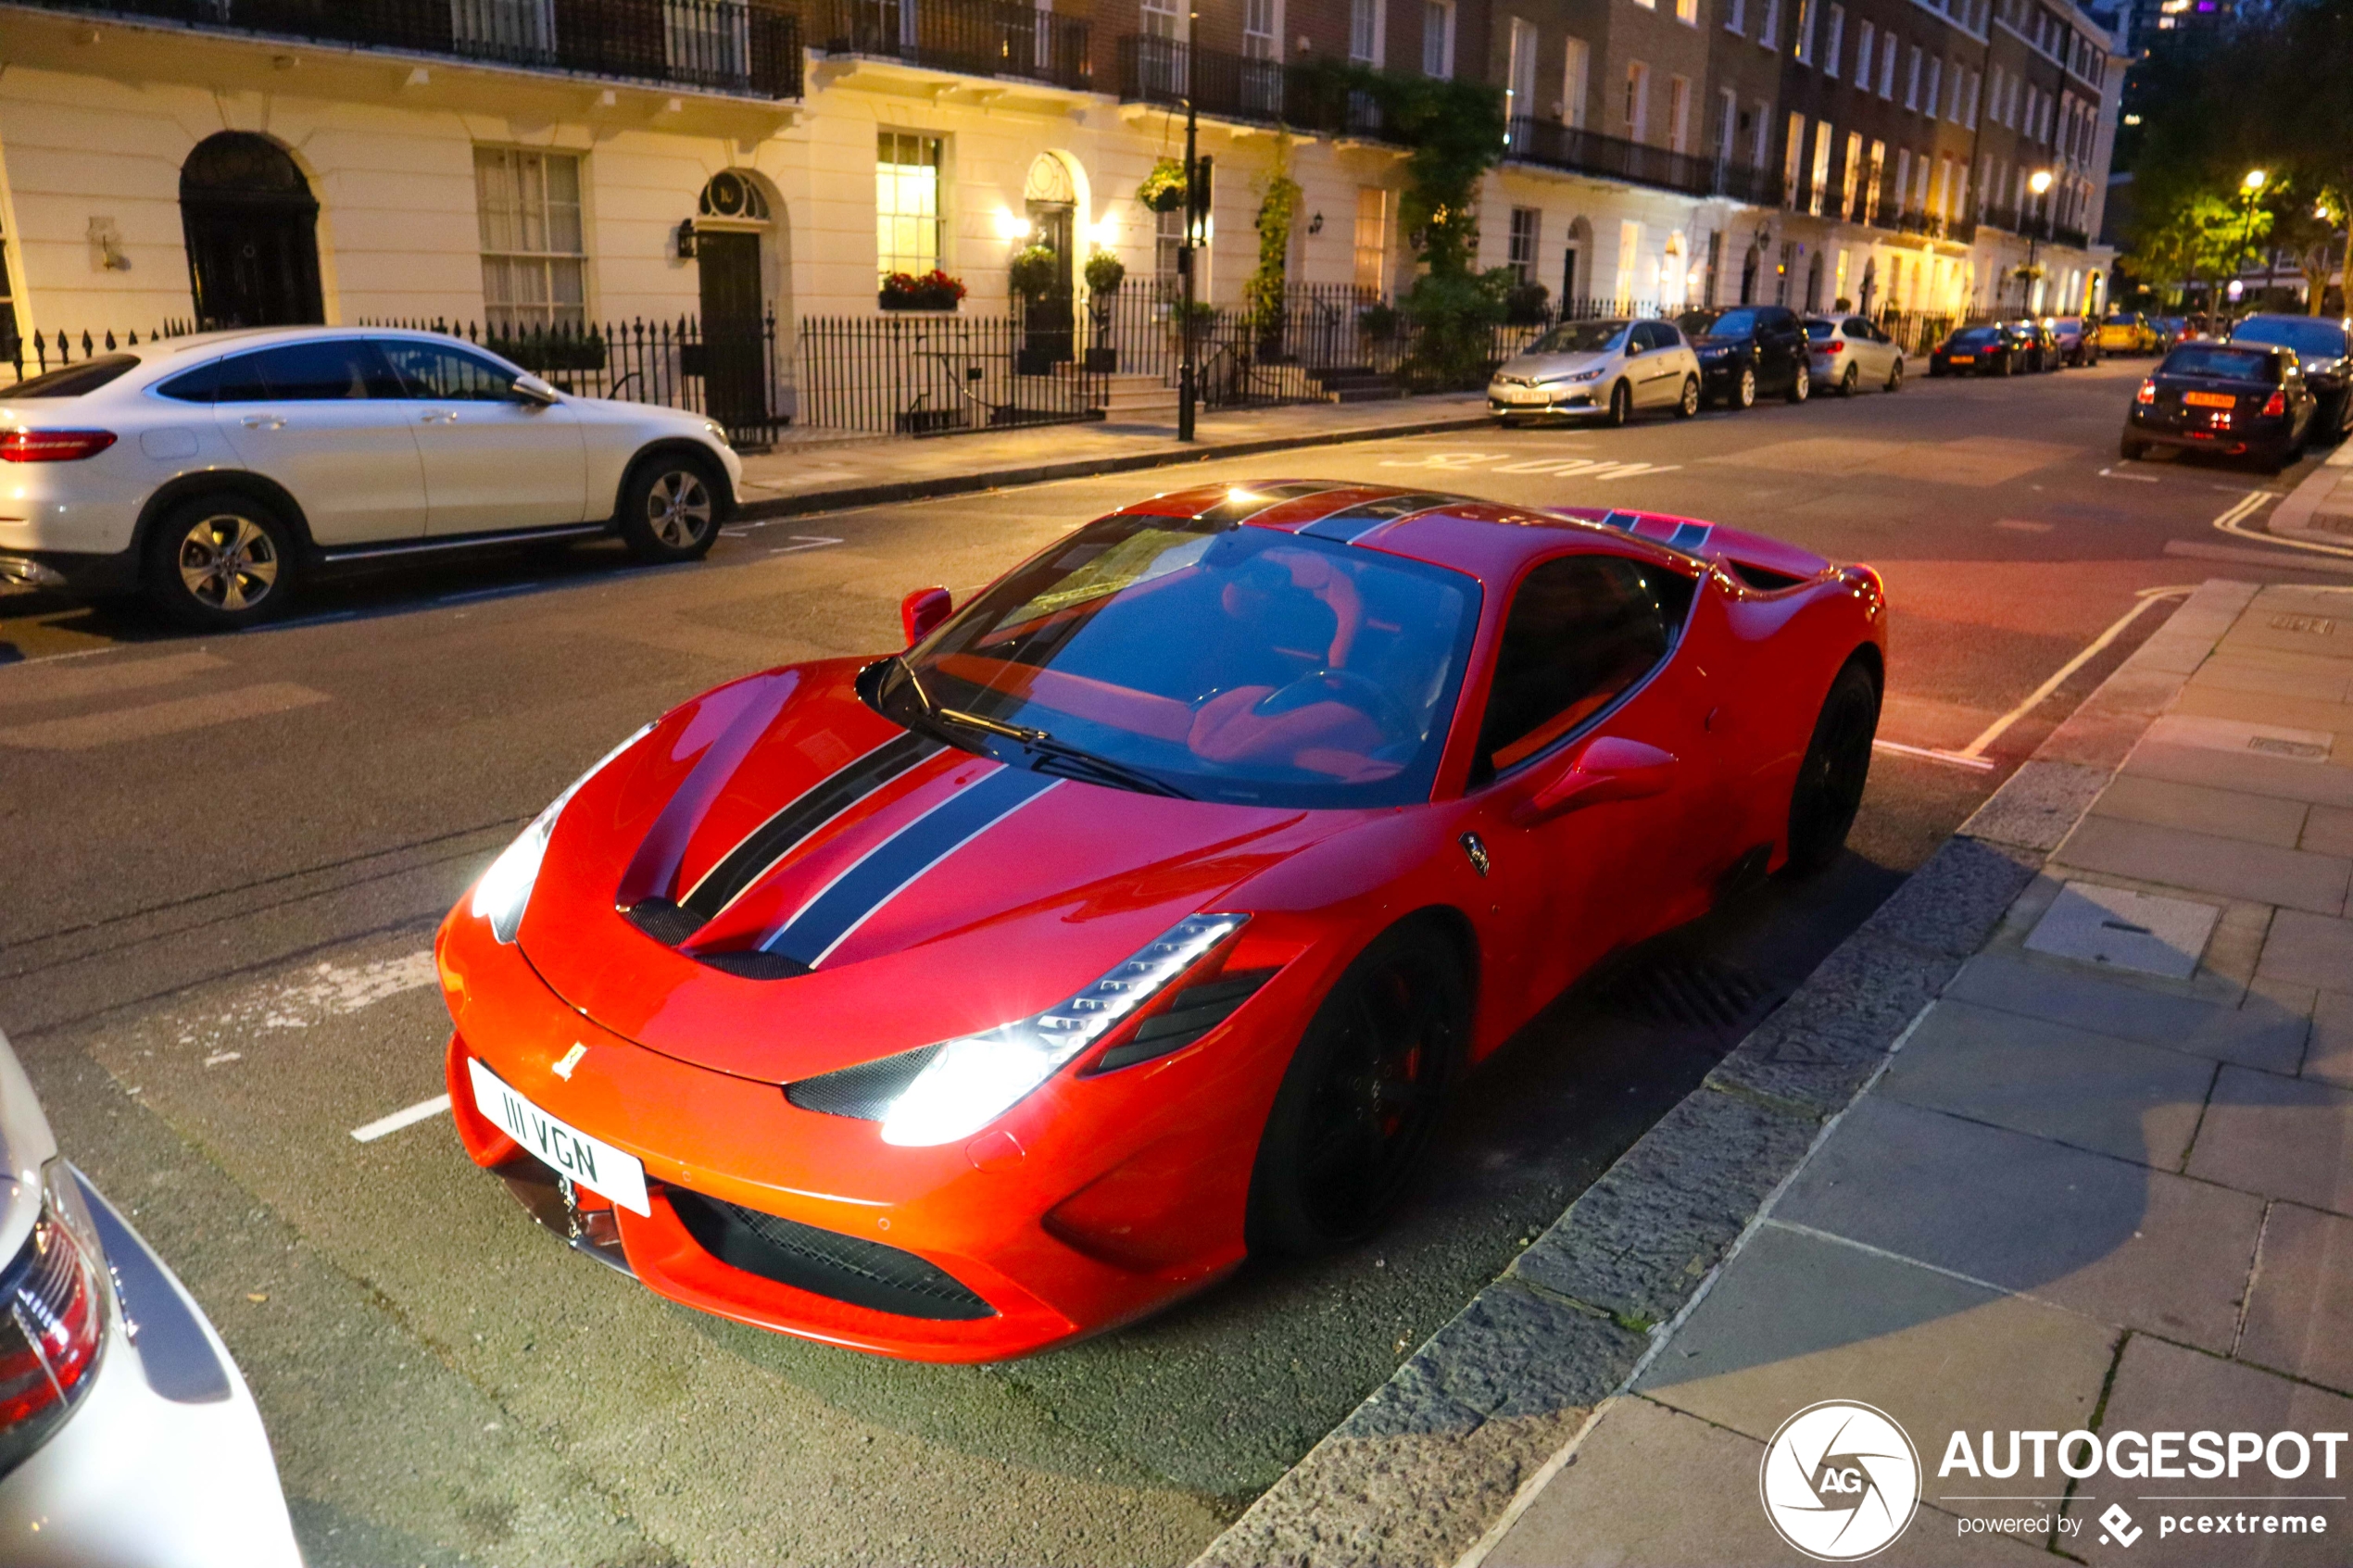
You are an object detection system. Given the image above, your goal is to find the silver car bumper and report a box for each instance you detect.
[0,1172,301,1567]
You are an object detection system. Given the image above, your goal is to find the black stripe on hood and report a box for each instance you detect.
[673,729,942,927]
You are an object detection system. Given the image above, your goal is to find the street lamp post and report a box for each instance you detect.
[1176,10,1202,444]
[2021,169,2054,313]
[2231,169,2268,321]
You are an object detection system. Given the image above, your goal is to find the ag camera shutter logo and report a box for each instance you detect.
[1759,1400,1922,1561]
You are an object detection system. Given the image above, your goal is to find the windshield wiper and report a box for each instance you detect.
[929,703,1192,800]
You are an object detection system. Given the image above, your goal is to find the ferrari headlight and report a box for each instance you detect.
[877,913,1248,1147]
[471,722,656,943]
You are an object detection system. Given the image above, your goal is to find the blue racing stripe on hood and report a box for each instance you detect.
[760,765,1063,968]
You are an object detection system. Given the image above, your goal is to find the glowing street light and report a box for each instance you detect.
[2029,169,2055,196]
[2233,169,2269,316]
[2020,170,2057,311]
[2242,169,2268,194]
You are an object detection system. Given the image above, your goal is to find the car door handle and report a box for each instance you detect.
[239,415,285,430]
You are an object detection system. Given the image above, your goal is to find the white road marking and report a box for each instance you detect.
[768,534,845,555]
[2098,466,2160,483]
[351,1095,453,1144]
[0,682,331,750]
[1376,450,1681,480]
[1944,583,2198,763]
[0,649,223,709]
[439,582,545,605]
[1872,739,1998,771]
[2211,485,2353,562]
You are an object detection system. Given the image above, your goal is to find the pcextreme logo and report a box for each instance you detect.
[1759,1401,1923,1561]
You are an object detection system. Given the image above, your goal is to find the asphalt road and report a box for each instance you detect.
[5,358,2348,1567]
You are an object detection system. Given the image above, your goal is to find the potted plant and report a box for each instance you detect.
[878,269,967,310]
[1137,158,1187,214]
[1012,245,1063,374]
[1083,249,1125,372]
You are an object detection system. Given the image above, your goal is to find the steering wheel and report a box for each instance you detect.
[1252,669,1415,737]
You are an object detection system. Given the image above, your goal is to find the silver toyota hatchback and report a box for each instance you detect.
[1488,318,1704,426]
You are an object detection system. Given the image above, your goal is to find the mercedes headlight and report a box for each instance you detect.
[813,914,1251,1147]
[472,722,656,943]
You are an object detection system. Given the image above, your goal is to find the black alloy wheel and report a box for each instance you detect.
[1784,659,1881,875]
[1606,380,1634,427]
[2120,433,2149,460]
[1249,923,1466,1254]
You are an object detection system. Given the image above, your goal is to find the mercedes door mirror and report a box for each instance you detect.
[510,373,560,407]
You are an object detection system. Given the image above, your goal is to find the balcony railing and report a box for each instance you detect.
[1118,36,1278,126]
[1504,118,1782,206]
[10,0,802,97]
[1976,207,2087,248]
[815,0,1089,90]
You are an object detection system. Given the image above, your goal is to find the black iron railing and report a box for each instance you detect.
[362,314,791,449]
[1115,36,1296,125]
[10,0,803,98]
[814,0,1089,89]
[797,313,1106,434]
[1504,119,1789,206]
[0,323,192,388]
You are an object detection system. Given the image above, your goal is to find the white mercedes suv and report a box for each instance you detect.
[0,327,745,628]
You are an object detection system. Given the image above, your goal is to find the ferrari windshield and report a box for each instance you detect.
[875,513,1481,808]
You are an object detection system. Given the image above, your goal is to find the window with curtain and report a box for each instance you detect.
[1349,0,1379,62]
[1421,0,1453,77]
[1507,207,1540,282]
[876,132,945,282]
[1562,37,1591,127]
[1625,62,1650,139]
[1244,0,1277,59]
[474,146,585,332]
[1824,6,1843,75]
[1668,76,1692,152]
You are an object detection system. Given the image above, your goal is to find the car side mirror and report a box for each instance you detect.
[1511,735,1678,827]
[900,586,952,646]
[510,373,560,406]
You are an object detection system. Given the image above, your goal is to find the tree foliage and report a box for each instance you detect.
[2123,0,2352,310]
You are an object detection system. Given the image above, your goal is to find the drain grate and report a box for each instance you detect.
[1598,952,1786,1035]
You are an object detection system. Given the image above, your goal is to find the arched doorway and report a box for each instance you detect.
[693,170,776,440]
[1021,153,1078,370]
[181,132,323,331]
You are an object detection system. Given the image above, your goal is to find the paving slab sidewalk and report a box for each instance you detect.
[729,394,1491,519]
[1193,576,2353,1567]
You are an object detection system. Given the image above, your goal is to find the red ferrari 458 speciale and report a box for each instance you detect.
[436,481,1886,1361]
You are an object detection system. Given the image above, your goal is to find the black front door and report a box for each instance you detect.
[696,231,769,436]
[1023,201,1075,368]
[180,132,324,331]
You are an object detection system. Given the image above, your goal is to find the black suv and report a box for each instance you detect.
[2229,314,2351,443]
[1676,306,1812,409]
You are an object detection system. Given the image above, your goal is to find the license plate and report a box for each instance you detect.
[1509,387,1546,404]
[2184,391,2235,408]
[468,1057,649,1214]
[1950,356,1974,363]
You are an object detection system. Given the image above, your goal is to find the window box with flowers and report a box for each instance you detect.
[879,270,968,311]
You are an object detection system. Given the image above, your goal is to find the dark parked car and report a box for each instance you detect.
[2120,341,2316,472]
[1929,324,2022,376]
[2229,314,2352,443]
[1675,305,1812,408]
[2007,320,2063,371]
[2049,317,2099,367]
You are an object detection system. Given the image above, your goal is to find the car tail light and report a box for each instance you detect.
[2136,381,2157,405]
[1822,341,1844,353]
[0,1164,107,1475]
[0,430,117,462]
[2261,390,2286,417]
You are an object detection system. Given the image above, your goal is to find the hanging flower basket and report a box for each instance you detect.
[1010,245,1062,300]
[1138,158,1188,215]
